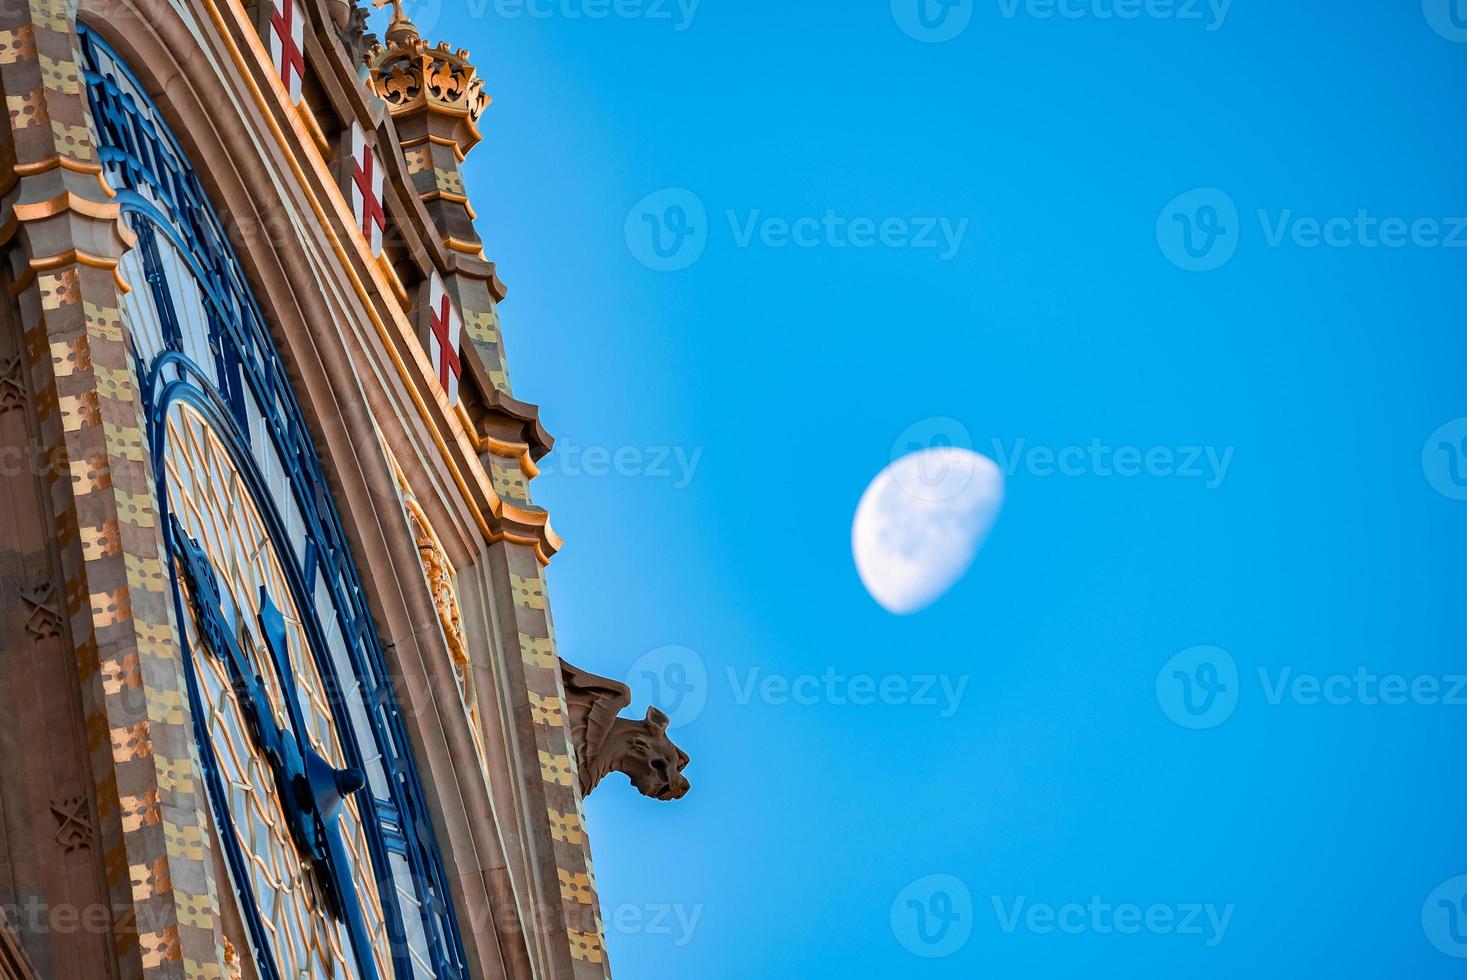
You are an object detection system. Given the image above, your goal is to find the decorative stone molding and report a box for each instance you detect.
[406,501,481,731]
[384,440,489,757]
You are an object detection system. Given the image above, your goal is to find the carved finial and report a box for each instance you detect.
[388,4,420,45]
[367,0,419,46]
[366,0,491,155]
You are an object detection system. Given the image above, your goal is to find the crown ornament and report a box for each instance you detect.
[366,0,491,154]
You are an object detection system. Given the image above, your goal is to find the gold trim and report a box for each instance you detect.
[377,252,410,306]
[453,404,485,451]
[443,236,484,258]
[13,192,120,223]
[496,532,557,563]
[406,498,470,667]
[10,248,131,296]
[15,156,105,178]
[486,435,540,480]
[421,190,477,221]
[0,156,115,201]
[297,101,332,157]
[0,191,131,248]
[453,410,542,481]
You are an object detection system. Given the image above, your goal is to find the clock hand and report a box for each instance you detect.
[259,590,380,980]
[171,521,292,775]
[171,522,380,980]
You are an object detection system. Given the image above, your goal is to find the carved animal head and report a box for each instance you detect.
[610,707,691,802]
[561,660,693,801]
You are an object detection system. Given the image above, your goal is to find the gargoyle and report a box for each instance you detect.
[560,660,691,801]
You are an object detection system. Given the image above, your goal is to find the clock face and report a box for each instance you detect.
[80,28,469,980]
[166,401,393,980]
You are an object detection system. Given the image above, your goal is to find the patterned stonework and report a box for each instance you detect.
[0,1,223,975]
[506,543,611,978]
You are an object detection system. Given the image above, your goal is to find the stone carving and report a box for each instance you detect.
[372,39,488,120]
[560,661,691,802]
[19,584,60,640]
[406,505,480,733]
[222,938,243,980]
[338,3,380,69]
[49,796,91,852]
[418,536,465,666]
[0,355,24,414]
[367,5,491,153]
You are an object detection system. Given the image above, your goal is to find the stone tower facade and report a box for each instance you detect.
[0,1,690,978]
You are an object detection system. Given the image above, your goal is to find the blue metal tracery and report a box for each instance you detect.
[78,26,469,980]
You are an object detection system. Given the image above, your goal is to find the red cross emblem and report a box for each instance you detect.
[270,0,306,105]
[351,123,386,257]
[427,273,464,406]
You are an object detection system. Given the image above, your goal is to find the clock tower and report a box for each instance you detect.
[0,1,691,978]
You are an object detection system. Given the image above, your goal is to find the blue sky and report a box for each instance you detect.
[375,2,1467,976]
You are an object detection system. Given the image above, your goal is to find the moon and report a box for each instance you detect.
[852,448,1005,615]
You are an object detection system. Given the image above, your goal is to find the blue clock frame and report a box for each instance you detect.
[78,26,470,980]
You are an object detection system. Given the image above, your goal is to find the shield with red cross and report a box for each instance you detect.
[427,273,464,406]
[350,123,387,257]
[269,0,306,105]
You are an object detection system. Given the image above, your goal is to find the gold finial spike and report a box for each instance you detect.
[373,0,420,45]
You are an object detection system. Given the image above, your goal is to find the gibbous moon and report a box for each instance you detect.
[853,448,1005,615]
